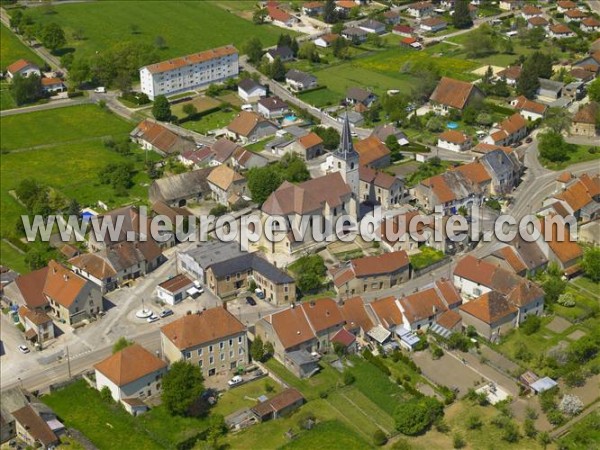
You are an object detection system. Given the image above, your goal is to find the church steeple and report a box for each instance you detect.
[336,112,359,160]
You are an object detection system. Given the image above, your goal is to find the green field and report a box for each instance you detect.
[0,105,156,272]
[280,420,373,450]
[0,240,28,274]
[0,23,44,71]
[541,145,600,171]
[0,104,132,150]
[298,87,342,108]
[181,108,238,134]
[43,380,209,449]
[0,83,16,110]
[24,1,289,60]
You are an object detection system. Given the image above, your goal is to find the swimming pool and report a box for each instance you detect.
[284,114,297,122]
[447,121,459,129]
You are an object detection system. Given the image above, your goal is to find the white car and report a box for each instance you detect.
[94,87,106,93]
[147,314,159,323]
[227,375,243,387]
[18,345,30,354]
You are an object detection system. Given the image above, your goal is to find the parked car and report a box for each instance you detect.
[228,375,243,387]
[147,313,159,323]
[254,288,265,299]
[94,87,106,93]
[246,296,256,306]
[525,137,533,144]
[18,345,30,354]
[160,309,173,318]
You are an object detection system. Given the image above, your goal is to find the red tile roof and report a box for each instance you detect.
[351,251,409,277]
[436,309,462,330]
[439,130,469,144]
[298,132,323,149]
[15,267,49,309]
[430,77,482,110]
[266,305,316,350]
[354,136,391,167]
[6,59,37,75]
[370,296,403,328]
[459,291,517,324]
[143,46,237,74]
[161,308,246,350]
[44,260,87,308]
[400,287,447,324]
[300,297,345,333]
[158,274,193,294]
[94,344,167,386]
[331,328,356,347]
[339,296,374,333]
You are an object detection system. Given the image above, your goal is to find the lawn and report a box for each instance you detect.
[264,358,343,401]
[0,104,132,150]
[0,83,16,111]
[181,108,238,134]
[0,240,28,274]
[541,145,600,171]
[24,1,290,60]
[210,378,282,418]
[42,380,182,449]
[298,87,341,108]
[558,411,600,450]
[170,96,222,120]
[280,420,373,450]
[410,246,446,271]
[0,105,152,247]
[346,356,409,417]
[0,23,44,71]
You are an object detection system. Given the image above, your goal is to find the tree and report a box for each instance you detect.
[367,33,383,48]
[558,394,584,416]
[517,52,553,99]
[279,153,310,182]
[386,134,401,153]
[112,337,133,354]
[264,341,274,358]
[464,27,495,57]
[41,23,65,52]
[538,131,574,163]
[10,9,23,31]
[270,56,286,81]
[152,95,172,121]
[68,57,90,86]
[588,78,600,103]
[114,71,132,94]
[582,246,600,281]
[521,315,541,335]
[523,418,537,438]
[67,198,81,217]
[466,414,482,430]
[323,0,338,24]
[162,361,204,416]
[331,22,344,35]
[154,35,167,50]
[247,165,283,204]
[452,433,466,449]
[253,8,268,24]
[10,73,44,106]
[394,397,443,436]
[312,126,340,150]
[298,42,320,63]
[205,414,226,449]
[98,162,134,192]
[251,335,265,362]
[545,107,572,134]
[244,37,264,65]
[291,254,327,293]
[183,103,198,117]
[331,36,350,59]
[538,432,551,449]
[426,116,444,132]
[453,0,473,29]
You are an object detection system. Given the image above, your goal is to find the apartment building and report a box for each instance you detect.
[140,45,239,100]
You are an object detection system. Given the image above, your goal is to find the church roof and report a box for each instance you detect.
[334,112,359,161]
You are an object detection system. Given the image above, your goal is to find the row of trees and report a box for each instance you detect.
[10,10,66,52]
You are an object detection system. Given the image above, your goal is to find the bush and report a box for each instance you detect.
[319,391,328,399]
[521,315,541,335]
[431,344,444,359]
[100,386,113,403]
[373,429,388,446]
[559,394,583,416]
[394,397,443,436]
[209,204,228,217]
[453,433,466,449]
[547,409,565,426]
[466,414,482,430]
[362,349,391,376]
[343,370,356,386]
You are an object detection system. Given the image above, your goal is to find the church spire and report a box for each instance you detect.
[336,111,359,160]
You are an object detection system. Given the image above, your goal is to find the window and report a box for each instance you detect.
[209,345,213,353]
[220,353,225,361]
[198,348,202,356]
[229,339,233,347]
[219,342,224,350]
[209,356,214,365]
[239,348,244,355]
[184,352,191,359]
[238,336,242,344]
[198,360,203,367]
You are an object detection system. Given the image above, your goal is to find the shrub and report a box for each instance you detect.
[524,418,537,438]
[394,397,443,436]
[319,391,328,399]
[343,370,356,386]
[209,204,228,217]
[547,409,565,426]
[558,394,583,416]
[466,414,482,430]
[557,292,576,307]
[373,429,387,446]
[434,418,450,433]
[521,315,541,335]
[565,370,585,387]
[453,433,466,449]
[431,345,444,359]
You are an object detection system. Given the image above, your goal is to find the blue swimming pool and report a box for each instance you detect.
[284,114,297,122]
[447,121,459,129]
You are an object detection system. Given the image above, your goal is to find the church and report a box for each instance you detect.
[257,114,360,258]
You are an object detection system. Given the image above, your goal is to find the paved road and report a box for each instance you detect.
[0,97,92,117]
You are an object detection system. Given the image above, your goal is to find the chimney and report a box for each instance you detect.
[223,301,228,311]
[310,300,315,307]
[63,274,69,281]
[186,310,192,315]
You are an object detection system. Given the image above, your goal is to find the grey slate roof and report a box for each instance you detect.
[238,78,264,92]
[181,241,245,269]
[538,78,564,93]
[285,69,317,85]
[210,253,294,284]
[267,46,294,60]
[481,149,520,181]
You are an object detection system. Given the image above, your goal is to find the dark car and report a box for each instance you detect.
[525,137,533,144]
[160,309,174,318]
[245,296,256,306]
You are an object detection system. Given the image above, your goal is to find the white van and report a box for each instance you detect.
[241,104,253,112]
[94,87,106,93]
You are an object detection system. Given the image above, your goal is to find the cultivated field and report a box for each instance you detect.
[25,1,290,60]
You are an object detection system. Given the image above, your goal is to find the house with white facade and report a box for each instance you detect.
[6,59,41,80]
[94,344,168,414]
[437,130,472,152]
[237,78,267,103]
[156,274,195,305]
[140,45,239,100]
